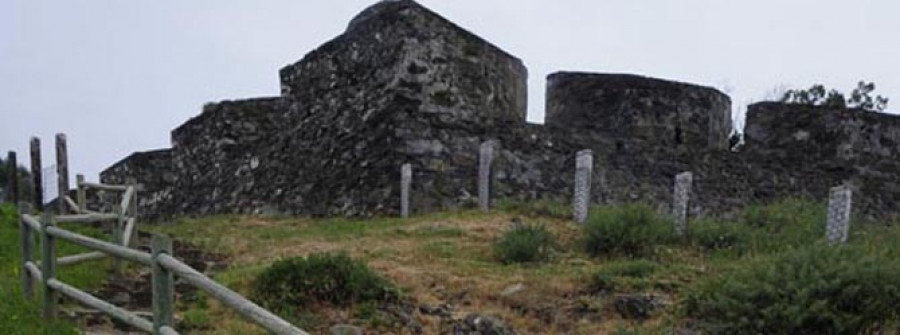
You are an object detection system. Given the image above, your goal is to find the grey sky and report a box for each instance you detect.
[2,0,898,180]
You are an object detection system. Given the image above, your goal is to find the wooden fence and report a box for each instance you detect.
[16,179,308,334]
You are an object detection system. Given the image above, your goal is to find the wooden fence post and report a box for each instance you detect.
[152,235,174,334]
[56,134,69,214]
[6,151,18,204]
[19,202,34,299]
[113,200,124,277]
[401,164,412,218]
[41,211,58,320]
[30,137,44,212]
[127,177,138,247]
[76,174,86,212]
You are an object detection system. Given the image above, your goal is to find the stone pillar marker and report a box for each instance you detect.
[56,133,69,214]
[826,185,853,244]
[400,164,412,218]
[30,137,44,212]
[76,174,86,211]
[478,140,496,212]
[573,149,593,223]
[6,151,18,204]
[672,172,694,237]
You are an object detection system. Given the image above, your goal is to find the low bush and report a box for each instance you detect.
[589,260,659,293]
[738,198,824,237]
[690,199,827,257]
[253,252,398,313]
[691,219,750,253]
[685,243,900,334]
[494,223,555,264]
[601,260,658,279]
[582,204,673,258]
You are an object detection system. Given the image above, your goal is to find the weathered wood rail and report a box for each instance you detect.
[17,197,307,334]
[9,134,306,335]
[10,152,306,334]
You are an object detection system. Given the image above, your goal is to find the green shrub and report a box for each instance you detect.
[602,260,658,278]
[253,252,398,313]
[582,204,673,258]
[691,199,827,257]
[738,198,824,234]
[685,243,900,334]
[494,223,555,264]
[589,260,659,293]
[691,219,750,253]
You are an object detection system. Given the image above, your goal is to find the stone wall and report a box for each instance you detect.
[100,149,174,220]
[170,97,288,215]
[546,72,733,153]
[739,102,900,219]
[99,0,900,221]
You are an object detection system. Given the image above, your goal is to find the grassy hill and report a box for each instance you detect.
[3,199,900,334]
[145,199,900,334]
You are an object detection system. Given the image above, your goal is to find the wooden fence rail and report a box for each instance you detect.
[16,194,307,334]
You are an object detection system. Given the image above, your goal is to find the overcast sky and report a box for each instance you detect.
[1,0,898,181]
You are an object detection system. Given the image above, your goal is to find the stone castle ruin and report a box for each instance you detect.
[101,0,900,221]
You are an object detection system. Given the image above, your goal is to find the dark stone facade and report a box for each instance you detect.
[169,97,288,215]
[740,103,900,219]
[546,72,733,153]
[100,0,900,221]
[100,149,174,220]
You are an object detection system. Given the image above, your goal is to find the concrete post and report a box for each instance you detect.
[55,134,69,214]
[478,140,497,212]
[401,164,412,218]
[672,172,694,237]
[30,137,43,212]
[76,174,86,212]
[826,185,853,244]
[573,149,593,223]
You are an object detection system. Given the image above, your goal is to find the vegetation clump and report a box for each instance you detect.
[494,222,555,264]
[590,260,659,293]
[691,198,826,256]
[685,243,900,334]
[582,204,673,258]
[778,81,889,112]
[254,252,398,312]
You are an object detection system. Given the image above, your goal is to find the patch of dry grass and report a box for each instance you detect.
[147,208,704,334]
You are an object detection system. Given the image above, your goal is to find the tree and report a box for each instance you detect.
[778,81,889,112]
[0,154,34,203]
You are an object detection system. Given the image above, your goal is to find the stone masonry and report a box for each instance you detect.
[101,0,900,221]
